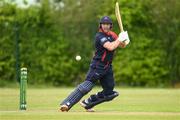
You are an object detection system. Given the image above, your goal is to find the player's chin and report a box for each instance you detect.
[103,29,110,33]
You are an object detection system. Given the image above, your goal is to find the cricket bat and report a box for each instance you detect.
[115,2,124,32]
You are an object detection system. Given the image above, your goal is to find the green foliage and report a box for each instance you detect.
[114,36,168,87]
[0,0,179,87]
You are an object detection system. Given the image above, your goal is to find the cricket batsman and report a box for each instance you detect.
[59,16,130,112]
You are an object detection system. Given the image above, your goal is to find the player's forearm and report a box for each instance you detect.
[107,40,121,51]
[103,31,130,51]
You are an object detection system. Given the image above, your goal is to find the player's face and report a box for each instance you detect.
[101,23,111,32]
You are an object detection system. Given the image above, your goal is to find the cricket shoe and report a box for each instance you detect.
[80,100,95,112]
[60,104,69,112]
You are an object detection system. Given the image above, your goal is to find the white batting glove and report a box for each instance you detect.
[117,31,130,45]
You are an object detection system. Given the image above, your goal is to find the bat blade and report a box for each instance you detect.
[115,2,124,32]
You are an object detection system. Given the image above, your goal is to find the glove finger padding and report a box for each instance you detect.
[118,31,130,45]
[118,31,127,42]
[124,31,130,45]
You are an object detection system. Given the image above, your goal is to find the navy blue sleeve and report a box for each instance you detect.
[96,34,108,46]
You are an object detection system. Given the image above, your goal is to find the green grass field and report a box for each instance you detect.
[0,88,180,120]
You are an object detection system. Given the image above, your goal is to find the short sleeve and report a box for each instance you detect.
[99,37,108,45]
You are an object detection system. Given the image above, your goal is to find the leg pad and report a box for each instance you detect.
[85,91,119,109]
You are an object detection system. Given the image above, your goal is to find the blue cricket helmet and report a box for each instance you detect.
[99,16,113,28]
[100,16,112,24]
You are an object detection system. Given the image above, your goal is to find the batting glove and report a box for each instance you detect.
[118,31,130,45]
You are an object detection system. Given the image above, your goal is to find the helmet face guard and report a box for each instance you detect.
[99,16,113,29]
